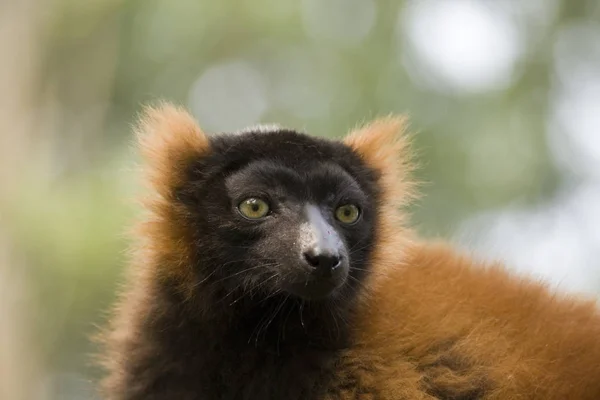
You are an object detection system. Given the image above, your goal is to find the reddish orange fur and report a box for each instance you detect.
[335,119,600,399]
[343,117,418,283]
[99,104,211,396]
[330,240,600,399]
[100,104,600,399]
[134,103,210,291]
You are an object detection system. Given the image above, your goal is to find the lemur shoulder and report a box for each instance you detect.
[99,103,600,399]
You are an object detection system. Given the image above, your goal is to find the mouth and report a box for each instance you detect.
[284,275,346,300]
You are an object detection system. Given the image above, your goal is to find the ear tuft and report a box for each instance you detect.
[343,115,418,285]
[343,115,417,207]
[135,102,210,199]
[131,102,209,294]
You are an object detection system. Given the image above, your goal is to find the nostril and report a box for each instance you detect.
[304,252,320,268]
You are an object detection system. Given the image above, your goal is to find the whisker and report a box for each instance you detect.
[209,265,265,285]
[299,300,306,331]
[222,271,281,306]
[347,274,369,291]
[328,304,341,341]
[280,298,295,351]
[249,303,276,345]
[253,295,288,347]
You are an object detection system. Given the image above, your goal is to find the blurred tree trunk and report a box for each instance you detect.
[0,0,43,190]
[0,1,45,399]
[0,235,44,400]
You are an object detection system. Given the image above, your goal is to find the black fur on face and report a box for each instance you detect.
[175,128,380,327]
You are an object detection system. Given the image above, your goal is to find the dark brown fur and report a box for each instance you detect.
[99,103,600,399]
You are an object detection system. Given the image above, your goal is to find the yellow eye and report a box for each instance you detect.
[238,198,270,219]
[335,204,360,224]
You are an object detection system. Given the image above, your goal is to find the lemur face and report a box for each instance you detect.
[177,128,380,302]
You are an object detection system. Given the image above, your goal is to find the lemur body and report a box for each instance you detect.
[100,105,600,399]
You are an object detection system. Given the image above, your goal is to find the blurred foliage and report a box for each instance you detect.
[1,0,600,398]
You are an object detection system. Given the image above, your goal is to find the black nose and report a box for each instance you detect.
[303,250,342,277]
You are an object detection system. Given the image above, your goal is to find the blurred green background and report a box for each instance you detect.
[1,0,600,398]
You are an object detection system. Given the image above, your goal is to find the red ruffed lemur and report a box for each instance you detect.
[99,103,600,399]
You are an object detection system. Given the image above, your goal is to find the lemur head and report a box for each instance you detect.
[135,104,414,308]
